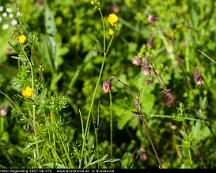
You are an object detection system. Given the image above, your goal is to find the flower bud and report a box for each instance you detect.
[143,62,152,76]
[146,79,153,85]
[112,3,120,13]
[140,148,147,161]
[196,76,204,85]
[164,91,175,107]
[194,66,204,85]
[103,80,112,93]
[0,107,9,117]
[148,15,157,24]
[132,55,143,65]
[147,38,153,48]
[135,98,141,110]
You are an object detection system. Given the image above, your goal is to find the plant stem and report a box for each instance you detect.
[33,104,40,160]
[139,114,162,168]
[109,91,113,158]
[59,132,74,168]
[50,111,56,151]
[79,8,114,167]
[134,102,162,168]
[0,118,4,133]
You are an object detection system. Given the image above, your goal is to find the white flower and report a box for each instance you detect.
[2,24,9,30]
[0,6,3,12]
[11,19,17,26]
[2,12,7,17]
[6,7,12,13]
[9,13,13,18]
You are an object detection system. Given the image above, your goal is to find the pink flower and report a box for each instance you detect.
[148,15,157,24]
[147,38,153,48]
[132,55,143,65]
[143,62,152,76]
[164,91,175,107]
[140,148,147,161]
[146,79,153,85]
[103,80,112,93]
[194,66,204,85]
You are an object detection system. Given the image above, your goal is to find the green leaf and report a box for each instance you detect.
[117,109,133,130]
[191,121,210,142]
[45,4,56,36]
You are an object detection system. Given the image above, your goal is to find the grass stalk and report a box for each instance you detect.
[109,91,113,159]
[33,104,40,160]
[58,131,74,168]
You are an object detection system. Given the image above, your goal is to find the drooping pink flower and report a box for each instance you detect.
[102,80,112,93]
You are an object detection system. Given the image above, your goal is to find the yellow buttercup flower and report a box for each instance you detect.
[18,34,27,44]
[22,87,33,97]
[108,28,114,36]
[107,13,118,26]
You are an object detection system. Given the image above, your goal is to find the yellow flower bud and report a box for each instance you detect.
[108,28,114,36]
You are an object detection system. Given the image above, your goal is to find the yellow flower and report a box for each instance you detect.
[107,13,118,26]
[22,87,33,97]
[18,34,27,44]
[108,28,114,36]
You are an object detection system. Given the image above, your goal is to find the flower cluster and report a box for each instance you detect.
[132,55,153,85]
[0,4,21,30]
[107,13,119,36]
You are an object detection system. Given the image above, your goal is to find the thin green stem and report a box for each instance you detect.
[50,111,56,151]
[198,50,216,64]
[188,147,192,165]
[0,118,4,133]
[151,114,207,122]
[99,8,106,54]
[79,8,115,167]
[150,61,167,91]
[20,45,34,91]
[59,132,74,168]
[0,91,27,122]
[78,109,84,167]
[33,104,40,160]
[109,91,113,159]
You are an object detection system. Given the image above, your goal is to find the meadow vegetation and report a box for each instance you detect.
[0,0,216,169]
